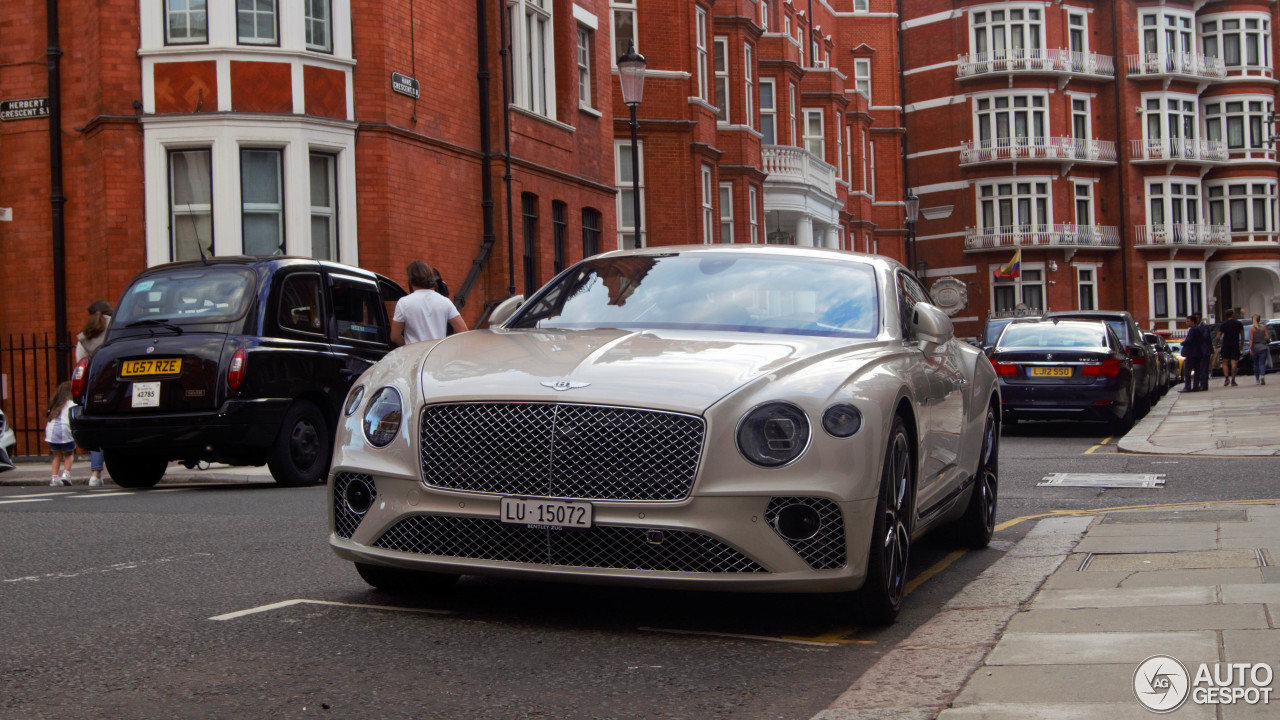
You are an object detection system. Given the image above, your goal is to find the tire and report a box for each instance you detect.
[955,407,998,549]
[267,400,331,487]
[1109,382,1137,435]
[853,416,913,626]
[355,562,460,594]
[103,451,167,489]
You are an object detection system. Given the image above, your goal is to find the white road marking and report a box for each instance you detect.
[69,492,136,499]
[10,492,75,498]
[0,498,52,506]
[637,626,839,647]
[3,553,214,585]
[209,598,454,621]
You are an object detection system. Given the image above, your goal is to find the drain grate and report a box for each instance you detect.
[1037,473,1165,488]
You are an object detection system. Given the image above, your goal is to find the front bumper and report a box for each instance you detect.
[70,398,291,455]
[328,469,879,593]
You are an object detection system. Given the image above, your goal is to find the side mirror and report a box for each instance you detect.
[911,303,954,353]
[488,294,525,327]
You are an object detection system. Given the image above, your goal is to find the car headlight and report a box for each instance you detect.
[822,403,863,438]
[344,385,366,416]
[736,402,810,467]
[362,387,403,447]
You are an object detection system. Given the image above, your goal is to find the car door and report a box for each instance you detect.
[326,272,396,406]
[257,270,342,403]
[898,271,966,513]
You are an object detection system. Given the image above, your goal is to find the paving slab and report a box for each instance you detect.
[1032,586,1216,610]
[1040,570,1130,590]
[938,702,1217,720]
[1085,549,1259,572]
[1120,568,1266,588]
[951,664,1137,705]
[1083,521,1222,537]
[1074,534,1220,554]
[1004,604,1269,633]
[984,631,1219,666]
[1220,584,1280,604]
[1222,628,1280,662]
[1099,508,1248,524]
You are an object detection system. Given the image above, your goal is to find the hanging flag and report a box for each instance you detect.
[994,248,1021,280]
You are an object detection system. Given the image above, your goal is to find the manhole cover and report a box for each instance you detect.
[1038,473,1165,488]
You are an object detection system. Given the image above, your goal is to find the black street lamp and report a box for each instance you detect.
[904,189,920,277]
[618,42,646,250]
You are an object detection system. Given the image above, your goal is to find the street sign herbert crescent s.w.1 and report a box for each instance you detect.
[1,97,50,121]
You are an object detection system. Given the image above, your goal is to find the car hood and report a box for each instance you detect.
[415,328,873,414]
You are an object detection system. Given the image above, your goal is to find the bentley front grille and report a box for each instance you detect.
[372,515,765,574]
[765,497,847,570]
[419,402,705,501]
[333,473,377,540]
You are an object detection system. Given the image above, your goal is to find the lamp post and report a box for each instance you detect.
[618,43,646,250]
[904,189,920,277]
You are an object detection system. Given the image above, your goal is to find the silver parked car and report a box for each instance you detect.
[329,245,1001,624]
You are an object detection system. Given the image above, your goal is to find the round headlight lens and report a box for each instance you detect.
[344,385,366,416]
[736,402,811,467]
[822,403,863,438]
[362,387,403,447]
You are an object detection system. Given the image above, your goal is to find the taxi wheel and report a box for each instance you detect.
[853,415,913,626]
[268,400,330,487]
[355,562,460,594]
[103,451,166,489]
[955,406,998,549]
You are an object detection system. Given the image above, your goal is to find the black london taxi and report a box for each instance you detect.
[71,256,405,488]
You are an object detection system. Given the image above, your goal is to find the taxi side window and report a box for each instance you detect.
[277,273,326,336]
[330,277,387,345]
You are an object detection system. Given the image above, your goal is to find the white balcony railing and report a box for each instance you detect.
[957,48,1116,79]
[761,145,837,195]
[1132,224,1230,248]
[960,137,1117,165]
[1129,138,1228,163]
[964,224,1121,251]
[1126,52,1227,79]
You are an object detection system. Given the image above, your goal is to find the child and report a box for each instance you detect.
[45,381,76,486]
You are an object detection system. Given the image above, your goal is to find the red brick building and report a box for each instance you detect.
[902,0,1280,338]
[0,0,906,453]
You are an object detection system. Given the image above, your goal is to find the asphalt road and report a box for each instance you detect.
[3,419,1277,719]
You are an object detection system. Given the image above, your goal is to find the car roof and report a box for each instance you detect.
[595,243,906,272]
[130,255,396,285]
[1044,310,1134,321]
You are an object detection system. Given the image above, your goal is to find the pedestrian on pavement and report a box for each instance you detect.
[75,300,112,486]
[1218,309,1244,387]
[1182,314,1210,392]
[390,260,468,345]
[45,381,76,486]
[1247,313,1270,385]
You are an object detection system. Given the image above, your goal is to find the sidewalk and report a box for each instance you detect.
[0,458,274,486]
[815,373,1280,719]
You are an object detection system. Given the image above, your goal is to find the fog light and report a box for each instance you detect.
[344,476,376,515]
[774,504,821,541]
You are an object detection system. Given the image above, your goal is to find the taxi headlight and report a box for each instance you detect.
[736,402,810,467]
[362,387,403,447]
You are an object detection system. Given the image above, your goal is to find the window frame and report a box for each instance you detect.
[610,0,637,67]
[854,58,871,100]
[508,0,556,120]
[719,182,734,243]
[236,0,279,47]
[304,0,333,53]
[165,0,208,45]
[577,25,593,109]
[308,151,338,261]
[803,108,824,159]
[614,140,645,249]
[701,165,714,244]
[240,147,285,256]
[168,147,214,262]
[714,36,730,122]
[759,78,777,145]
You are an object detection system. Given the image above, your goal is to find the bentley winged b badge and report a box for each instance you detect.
[541,379,591,391]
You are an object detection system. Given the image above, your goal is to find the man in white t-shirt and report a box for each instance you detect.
[391,261,468,345]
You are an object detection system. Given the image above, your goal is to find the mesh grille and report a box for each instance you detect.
[333,473,377,539]
[372,515,765,573]
[419,403,705,501]
[765,497,847,570]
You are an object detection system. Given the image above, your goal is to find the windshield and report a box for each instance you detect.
[998,323,1108,349]
[118,267,256,325]
[509,253,880,338]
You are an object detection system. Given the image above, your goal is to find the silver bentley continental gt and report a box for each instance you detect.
[329,245,1000,623]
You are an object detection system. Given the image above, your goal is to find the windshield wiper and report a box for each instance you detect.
[125,318,184,334]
